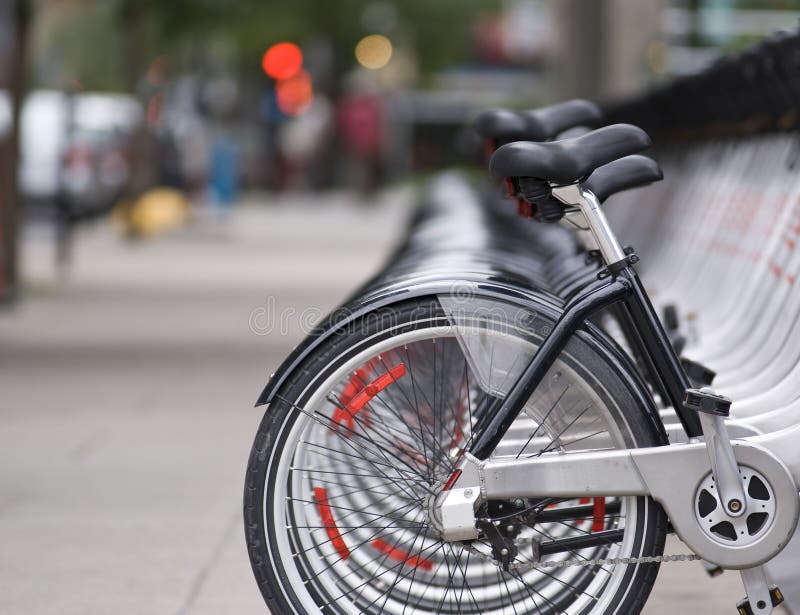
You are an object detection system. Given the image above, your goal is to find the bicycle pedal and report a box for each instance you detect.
[736,586,784,614]
[685,387,732,417]
[705,563,724,577]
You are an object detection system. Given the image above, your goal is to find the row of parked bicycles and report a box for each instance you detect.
[243,29,800,615]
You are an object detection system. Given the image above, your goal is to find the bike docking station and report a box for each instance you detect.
[245,28,800,615]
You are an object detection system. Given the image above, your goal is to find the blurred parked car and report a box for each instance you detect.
[59,123,134,220]
[1,89,142,220]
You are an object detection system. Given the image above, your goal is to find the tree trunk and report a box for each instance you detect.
[0,0,31,301]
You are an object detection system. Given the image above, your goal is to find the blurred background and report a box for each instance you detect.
[1,0,799,289]
[0,1,799,613]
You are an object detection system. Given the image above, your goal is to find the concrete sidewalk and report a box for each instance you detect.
[0,190,760,614]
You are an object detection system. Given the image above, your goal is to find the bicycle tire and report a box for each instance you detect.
[244,296,667,614]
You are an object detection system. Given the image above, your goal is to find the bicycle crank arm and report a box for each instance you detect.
[737,566,785,615]
[440,437,798,569]
[687,387,748,517]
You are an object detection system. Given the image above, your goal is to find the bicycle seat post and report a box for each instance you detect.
[552,184,627,265]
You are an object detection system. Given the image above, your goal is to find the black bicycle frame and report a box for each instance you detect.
[468,264,703,461]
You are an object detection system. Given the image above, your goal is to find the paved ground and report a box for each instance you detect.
[0,190,766,614]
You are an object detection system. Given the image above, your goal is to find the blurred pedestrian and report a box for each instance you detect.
[276,94,333,190]
[337,90,384,195]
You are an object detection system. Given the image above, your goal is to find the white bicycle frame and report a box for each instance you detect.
[436,179,800,615]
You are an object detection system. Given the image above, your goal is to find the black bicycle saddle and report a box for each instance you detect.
[583,155,663,202]
[519,99,603,140]
[489,124,651,184]
[474,99,603,144]
[474,109,530,142]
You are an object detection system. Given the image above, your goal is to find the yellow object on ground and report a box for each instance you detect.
[115,188,190,237]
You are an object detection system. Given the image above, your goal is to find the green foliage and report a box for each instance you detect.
[729,0,800,8]
[38,0,502,91]
[38,0,128,90]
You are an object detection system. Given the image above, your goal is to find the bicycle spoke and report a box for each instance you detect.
[271,333,651,614]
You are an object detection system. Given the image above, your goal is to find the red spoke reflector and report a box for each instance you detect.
[443,469,462,492]
[331,363,406,432]
[338,366,372,407]
[348,363,407,412]
[313,487,350,560]
[592,497,606,533]
[372,538,433,571]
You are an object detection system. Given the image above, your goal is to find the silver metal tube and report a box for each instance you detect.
[552,184,627,264]
[577,188,627,263]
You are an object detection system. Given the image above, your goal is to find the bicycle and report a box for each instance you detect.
[243,106,797,614]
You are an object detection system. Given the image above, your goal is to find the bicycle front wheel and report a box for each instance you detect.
[245,296,667,614]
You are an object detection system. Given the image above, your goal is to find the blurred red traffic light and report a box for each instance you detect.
[262,42,303,80]
[276,70,313,116]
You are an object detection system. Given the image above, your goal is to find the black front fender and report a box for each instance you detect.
[254,273,665,447]
[256,274,564,406]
